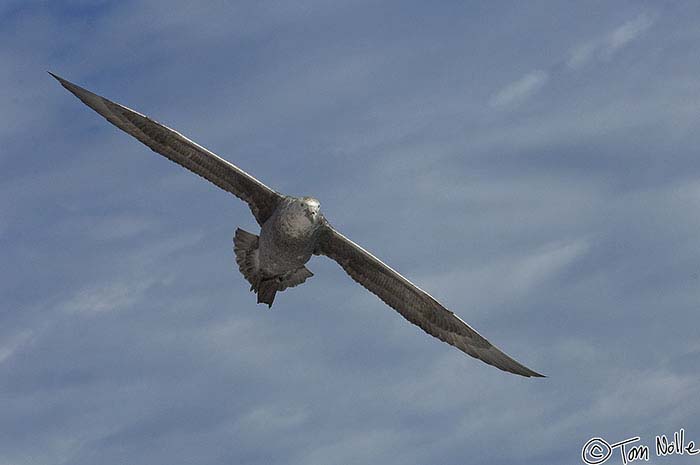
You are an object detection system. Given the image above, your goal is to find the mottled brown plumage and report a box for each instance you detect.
[51,73,543,377]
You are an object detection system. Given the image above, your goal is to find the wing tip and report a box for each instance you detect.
[503,358,546,378]
[48,71,70,87]
[491,361,546,378]
[48,71,87,99]
[519,368,546,378]
[497,356,546,378]
[467,342,546,378]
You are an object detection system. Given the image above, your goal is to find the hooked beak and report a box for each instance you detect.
[305,210,317,221]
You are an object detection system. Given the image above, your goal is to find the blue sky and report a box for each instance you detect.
[2,1,700,464]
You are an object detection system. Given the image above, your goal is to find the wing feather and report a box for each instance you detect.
[316,223,544,377]
[50,73,282,224]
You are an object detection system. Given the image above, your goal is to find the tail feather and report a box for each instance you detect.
[256,279,279,307]
[233,227,314,308]
[234,228,259,288]
[234,228,279,307]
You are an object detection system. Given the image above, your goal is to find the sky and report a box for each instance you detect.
[2,1,700,464]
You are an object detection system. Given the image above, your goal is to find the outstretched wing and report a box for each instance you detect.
[50,73,283,225]
[315,222,544,377]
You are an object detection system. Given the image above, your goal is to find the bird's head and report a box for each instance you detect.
[299,196,321,222]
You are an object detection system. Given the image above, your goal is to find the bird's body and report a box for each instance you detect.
[259,196,322,275]
[51,72,545,378]
[237,196,323,306]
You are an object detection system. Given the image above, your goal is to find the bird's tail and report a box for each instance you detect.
[233,228,313,308]
[234,227,261,289]
[255,278,279,307]
[233,228,281,307]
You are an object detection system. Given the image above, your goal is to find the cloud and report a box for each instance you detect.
[237,404,309,432]
[489,14,656,112]
[567,14,655,69]
[566,42,598,70]
[489,70,549,107]
[60,279,155,315]
[416,238,590,316]
[606,14,655,55]
[0,331,33,364]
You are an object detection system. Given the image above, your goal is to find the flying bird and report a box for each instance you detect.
[51,73,543,378]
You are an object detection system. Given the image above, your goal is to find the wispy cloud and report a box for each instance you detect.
[237,405,309,432]
[489,70,549,107]
[606,14,655,55]
[60,279,155,315]
[418,238,590,314]
[490,14,656,110]
[0,331,33,364]
[567,14,655,69]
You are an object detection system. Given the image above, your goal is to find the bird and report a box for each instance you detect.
[50,72,544,378]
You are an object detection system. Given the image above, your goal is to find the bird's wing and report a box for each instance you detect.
[50,73,283,225]
[315,223,544,377]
